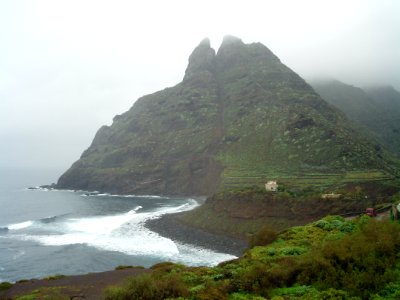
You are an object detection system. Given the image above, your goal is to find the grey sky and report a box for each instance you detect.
[1,0,399,179]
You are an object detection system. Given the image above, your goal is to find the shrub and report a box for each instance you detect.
[104,272,189,300]
[156,272,190,299]
[0,281,12,291]
[267,256,300,287]
[265,247,276,256]
[319,288,360,299]
[105,274,159,300]
[16,279,30,283]
[271,285,316,297]
[372,282,400,299]
[229,292,266,299]
[249,225,278,248]
[195,279,229,300]
[42,274,66,280]
[230,261,270,294]
[339,221,355,233]
[314,216,346,231]
[115,265,144,270]
[280,246,306,256]
[298,220,400,298]
[150,261,185,273]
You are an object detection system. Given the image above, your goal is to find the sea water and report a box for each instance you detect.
[0,168,235,283]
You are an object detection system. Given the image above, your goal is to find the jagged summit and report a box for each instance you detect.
[184,36,281,81]
[57,37,397,196]
[220,35,243,46]
[184,38,216,81]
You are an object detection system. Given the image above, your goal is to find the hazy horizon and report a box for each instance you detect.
[1,0,399,176]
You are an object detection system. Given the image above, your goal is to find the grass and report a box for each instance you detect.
[10,215,400,300]
[42,274,66,281]
[115,265,145,270]
[15,287,69,300]
[104,216,400,300]
[220,168,392,191]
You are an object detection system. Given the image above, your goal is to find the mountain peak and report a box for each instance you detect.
[184,38,216,81]
[57,37,397,196]
[220,35,243,46]
[199,37,211,47]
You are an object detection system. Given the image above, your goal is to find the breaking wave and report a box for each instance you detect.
[6,198,235,265]
[7,221,34,230]
[80,192,165,199]
[4,213,70,231]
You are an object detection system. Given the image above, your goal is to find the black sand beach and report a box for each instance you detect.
[145,211,248,257]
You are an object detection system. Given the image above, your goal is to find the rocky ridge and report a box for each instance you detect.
[57,37,397,196]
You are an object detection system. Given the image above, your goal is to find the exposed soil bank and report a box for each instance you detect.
[0,268,149,300]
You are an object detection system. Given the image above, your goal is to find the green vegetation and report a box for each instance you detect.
[115,265,145,270]
[248,225,278,248]
[50,38,400,299]
[0,281,12,291]
[180,183,397,239]
[42,274,66,280]
[16,279,30,283]
[15,287,69,300]
[56,37,400,197]
[312,80,400,158]
[104,216,400,300]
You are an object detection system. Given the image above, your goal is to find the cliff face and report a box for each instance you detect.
[57,37,396,196]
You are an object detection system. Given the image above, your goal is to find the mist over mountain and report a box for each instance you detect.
[57,37,397,196]
[311,80,400,157]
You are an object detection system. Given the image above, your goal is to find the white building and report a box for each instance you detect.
[321,193,342,199]
[265,181,278,192]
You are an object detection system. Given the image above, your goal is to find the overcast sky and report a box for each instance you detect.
[1,0,399,180]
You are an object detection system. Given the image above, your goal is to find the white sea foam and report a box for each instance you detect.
[174,243,237,266]
[26,187,78,193]
[9,198,233,266]
[17,205,180,256]
[80,192,165,199]
[8,221,34,230]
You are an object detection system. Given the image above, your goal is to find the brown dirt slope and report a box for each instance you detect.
[0,268,149,300]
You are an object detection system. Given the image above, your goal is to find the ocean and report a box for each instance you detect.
[0,168,235,283]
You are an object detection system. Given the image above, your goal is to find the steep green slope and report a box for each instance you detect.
[102,216,400,300]
[366,85,400,155]
[57,37,397,195]
[311,80,400,157]
[58,39,223,195]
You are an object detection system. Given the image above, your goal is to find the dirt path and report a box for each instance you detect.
[0,267,149,300]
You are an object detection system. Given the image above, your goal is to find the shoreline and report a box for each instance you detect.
[145,199,248,257]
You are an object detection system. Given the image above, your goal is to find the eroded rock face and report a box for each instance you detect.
[57,37,395,196]
[183,38,216,81]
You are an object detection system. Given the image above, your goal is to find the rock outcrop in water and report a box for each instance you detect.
[57,36,397,196]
